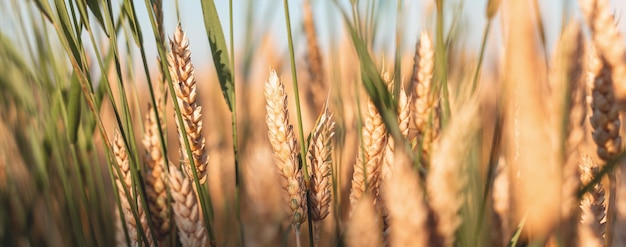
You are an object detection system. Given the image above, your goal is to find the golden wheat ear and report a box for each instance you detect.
[142,100,170,240]
[168,165,208,247]
[346,194,384,247]
[113,130,154,247]
[264,70,307,228]
[307,102,335,243]
[167,24,209,184]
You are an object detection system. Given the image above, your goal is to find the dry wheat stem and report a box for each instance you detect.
[264,70,307,227]
[579,0,626,109]
[167,24,209,184]
[578,155,606,247]
[168,166,209,247]
[427,100,480,247]
[113,130,154,247]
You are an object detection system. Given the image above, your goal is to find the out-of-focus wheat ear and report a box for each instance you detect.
[491,157,510,247]
[578,155,606,247]
[547,21,585,245]
[349,99,387,212]
[264,70,307,228]
[142,100,170,240]
[168,165,208,247]
[113,130,154,247]
[307,102,335,243]
[167,24,209,184]
[579,0,626,108]
[427,100,480,247]
[346,194,384,247]
[383,150,430,247]
[411,31,438,168]
[303,0,326,116]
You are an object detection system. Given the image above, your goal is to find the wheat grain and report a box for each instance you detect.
[168,166,208,247]
[264,70,307,228]
[579,0,626,109]
[142,100,170,239]
[167,24,209,184]
[113,130,154,247]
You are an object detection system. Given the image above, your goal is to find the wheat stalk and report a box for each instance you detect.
[383,150,430,247]
[307,102,335,243]
[411,31,438,168]
[579,0,626,109]
[346,194,383,247]
[142,100,170,239]
[427,100,480,247]
[167,24,209,184]
[168,165,208,247]
[349,99,387,212]
[113,130,154,247]
[578,155,606,247]
[264,70,307,229]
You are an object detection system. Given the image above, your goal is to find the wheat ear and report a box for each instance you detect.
[349,99,387,211]
[303,0,326,115]
[579,0,626,108]
[383,151,430,247]
[142,100,170,239]
[307,102,335,242]
[427,100,480,247]
[548,21,585,244]
[167,24,209,184]
[346,194,383,247]
[411,31,438,167]
[264,70,307,228]
[578,155,606,247]
[382,86,411,179]
[113,130,154,247]
[168,165,208,247]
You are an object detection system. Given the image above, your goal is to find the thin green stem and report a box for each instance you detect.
[282,1,314,246]
[471,21,491,94]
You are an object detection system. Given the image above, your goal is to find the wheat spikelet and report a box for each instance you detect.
[168,166,208,247]
[307,103,335,243]
[579,0,626,108]
[264,70,307,227]
[427,100,480,247]
[578,155,606,247]
[383,151,429,247]
[167,24,209,184]
[346,194,383,247]
[411,31,438,167]
[113,130,154,247]
[349,99,387,211]
[303,0,326,115]
[142,100,170,239]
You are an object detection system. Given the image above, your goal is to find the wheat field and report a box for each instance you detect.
[2,0,626,246]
